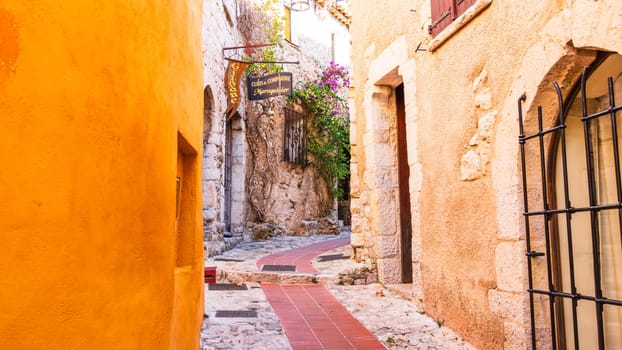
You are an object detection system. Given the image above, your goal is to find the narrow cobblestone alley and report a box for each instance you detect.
[200,233,477,350]
[5,2,622,349]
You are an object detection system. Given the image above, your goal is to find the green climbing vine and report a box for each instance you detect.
[289,62,351,203]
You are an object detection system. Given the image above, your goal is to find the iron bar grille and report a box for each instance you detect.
[283,107,306,166]
[518,66,622,349]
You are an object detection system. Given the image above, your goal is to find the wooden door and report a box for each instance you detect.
[396,84,413,283]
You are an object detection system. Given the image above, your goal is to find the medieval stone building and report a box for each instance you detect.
[201,0,350,255]
[349,1,622,349]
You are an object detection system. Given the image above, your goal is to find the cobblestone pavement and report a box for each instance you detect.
[200,232,478,350]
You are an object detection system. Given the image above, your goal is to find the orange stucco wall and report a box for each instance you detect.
[0,1,204,349]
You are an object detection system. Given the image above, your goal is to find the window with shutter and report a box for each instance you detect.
[429,0,478,37]
[283,107,306,166]
[284,5,292,41]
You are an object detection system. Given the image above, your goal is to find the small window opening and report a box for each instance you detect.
[283,107,306,166]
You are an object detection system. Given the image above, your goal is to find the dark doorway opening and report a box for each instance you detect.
[396,84,413,283]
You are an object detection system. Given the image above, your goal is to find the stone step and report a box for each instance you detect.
[217,269,340,285]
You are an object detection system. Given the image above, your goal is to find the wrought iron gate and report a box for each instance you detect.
[519,65,622,349]
[224,118,233,233]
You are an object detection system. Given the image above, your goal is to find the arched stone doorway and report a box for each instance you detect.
[223,112,245,237]
[519,50,622,349]
[550,53,622,350]
[202,85,220,245]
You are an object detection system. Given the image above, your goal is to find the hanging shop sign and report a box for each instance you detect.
[247,72,293,101]
[224,59,249,120]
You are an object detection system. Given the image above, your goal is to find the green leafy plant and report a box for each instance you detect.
[289,62,351,207]
[247,0,285,74]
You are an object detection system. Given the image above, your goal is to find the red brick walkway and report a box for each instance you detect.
[260,236,386,350]
[256,236,350,273]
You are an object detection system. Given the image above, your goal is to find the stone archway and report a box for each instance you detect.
[521,48,597,348]
[518,51,622,350]
[493,42,598,349]
[202,85,223,252]
[224,112,245,237]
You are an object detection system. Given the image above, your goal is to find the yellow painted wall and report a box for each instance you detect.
[0,1,204,349]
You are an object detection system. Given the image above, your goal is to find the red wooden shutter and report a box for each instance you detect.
[430,0,453,37]
[455,0,476,17]
[430,0,477,37]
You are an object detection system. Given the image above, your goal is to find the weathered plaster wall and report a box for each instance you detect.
[0,1,204,349]
[349,0,622,349]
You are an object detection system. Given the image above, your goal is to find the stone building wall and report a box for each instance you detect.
[202,0,351,255]
[202,0,248,255]
[349,1,622,349]
[245,99,331,236]
[243,5,351,237]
